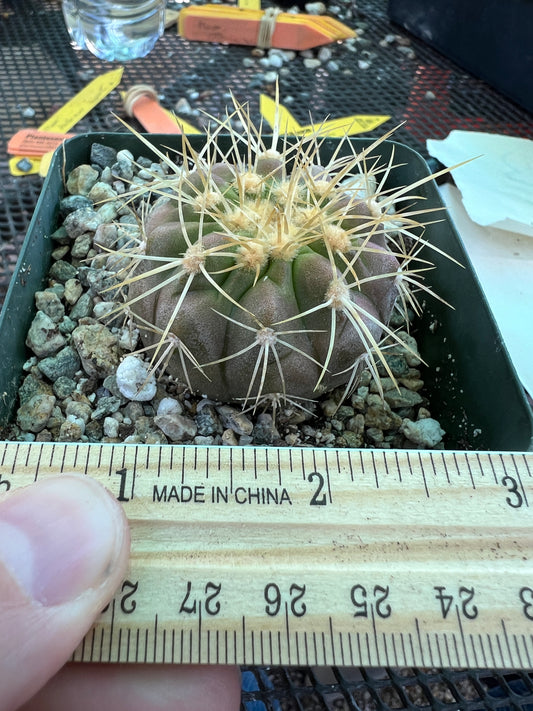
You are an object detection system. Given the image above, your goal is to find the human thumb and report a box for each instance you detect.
[0,474,130,711]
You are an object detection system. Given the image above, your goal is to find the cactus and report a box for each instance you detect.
[112,99,444,408]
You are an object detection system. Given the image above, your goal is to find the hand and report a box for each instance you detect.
[0,474,241,711]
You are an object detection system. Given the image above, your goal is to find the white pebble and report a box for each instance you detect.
[264,71,278,83]
[305,1,326,14]
[118,326,140,352]
[116,356,157,401]
[157,397,183,417]
[103,416,120,438]
[93,301,115,319]
[401,418,445,448]
[317,46,332,62]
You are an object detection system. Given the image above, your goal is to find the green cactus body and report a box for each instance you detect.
[126,134,406,405]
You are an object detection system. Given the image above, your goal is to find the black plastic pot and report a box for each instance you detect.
[388,0,533,115]
[0,133,531,450]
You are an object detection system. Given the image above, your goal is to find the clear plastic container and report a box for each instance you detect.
[62,0,87,50]
[63,0,166,62]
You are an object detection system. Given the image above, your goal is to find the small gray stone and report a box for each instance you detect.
[157,397,183,417]
[83,268,120,300]
[93,223,118,250]
[401,418,445,448]
[64,278,84,305]
[103,416,120,438]
[96,201,119,225]
[66,164,99,196]
[196,402,220,436]
[345,413,365,435]
[92,301,115,320]
[252,413,279,445]
[217,405,253,435]
[383,387,423,409]
[59,316,77,335]
[154,413,197,442]
[336,405,355,419]
[38,345,81,381]
[19,373,53,405]
[17,394,57,433]
[71,232,93,259]
[60,195,93,215]
[69,293,93,321]
[365,402,403,430]
[112,158,134,181]
[117,325,139,352]
[321,399,339,417]
[122,401,144,421]
[72,323,120,378]
[51,225,70,245]
[63,207,101,239]
[65,400,93,424]
[53,376,77,399]
[88,181,118,204]
[35,290,65,323]
[397,331,421,367]
[90,143,118,169]
[305,1,326,14]
[91,395,123,420]
[59,417,85,441]
[45,405,65,436]
[221,428,239,446]
[194,435,216,446]
[317,46,332,62]
[378,354,409,378]
[85,419,104,441]
[52,245,70,261]
[342,430,364,448]
[26,311,66,357]
[48,259,78,283]
[366,427,384,445]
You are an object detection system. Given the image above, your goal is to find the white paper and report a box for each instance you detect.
[427,131,533,234]
[440,183,533,397]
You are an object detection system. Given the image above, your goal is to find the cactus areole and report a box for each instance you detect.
[124,109,434,407]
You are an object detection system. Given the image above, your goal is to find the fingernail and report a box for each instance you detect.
[0,475,128,606]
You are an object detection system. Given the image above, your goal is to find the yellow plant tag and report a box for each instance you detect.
[10,67,124,176]
[161,108,202,135]
[238,0,261,10]
[260,94,390,137]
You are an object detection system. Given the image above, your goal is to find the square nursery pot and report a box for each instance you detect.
[0,132,532,451]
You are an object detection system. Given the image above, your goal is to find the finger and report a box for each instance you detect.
[20,663,242,711]
[0,474,130,711]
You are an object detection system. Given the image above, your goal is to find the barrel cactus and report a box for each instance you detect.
[114,101,438,408]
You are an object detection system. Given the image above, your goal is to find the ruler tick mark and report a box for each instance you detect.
[478,633,488,667]
[34,444,43,483]
[371,451,379,489]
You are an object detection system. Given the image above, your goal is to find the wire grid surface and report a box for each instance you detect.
[1,1,532,708]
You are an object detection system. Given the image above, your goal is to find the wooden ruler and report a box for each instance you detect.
[1,441,532,669]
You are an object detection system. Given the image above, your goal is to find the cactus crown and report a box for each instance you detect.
[106,96,448,410]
